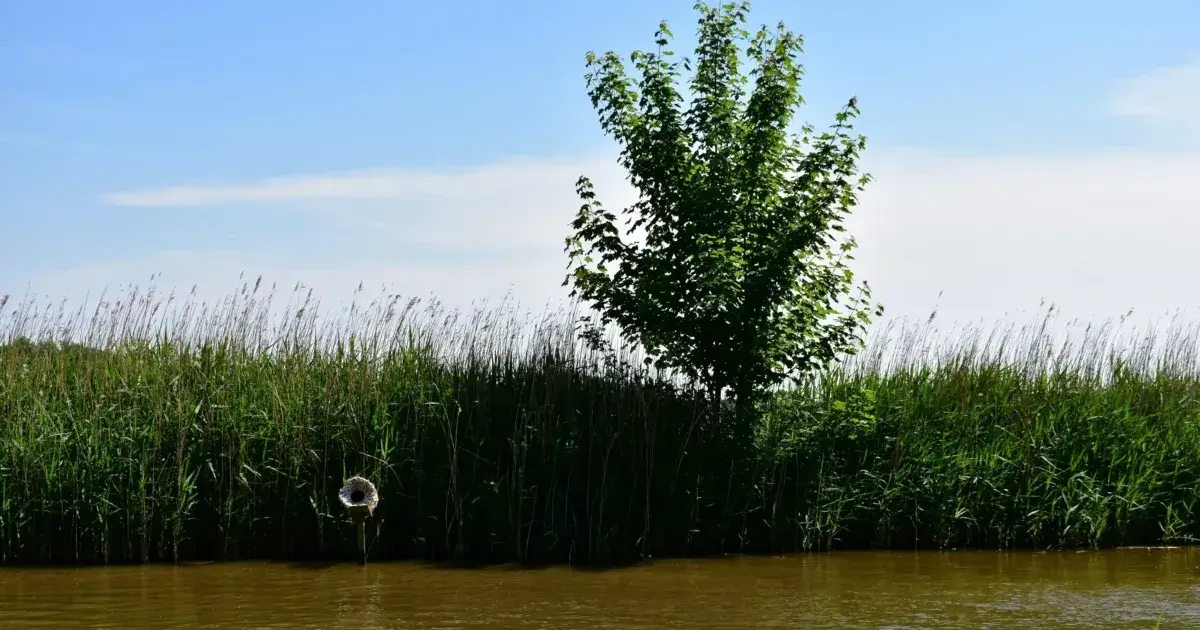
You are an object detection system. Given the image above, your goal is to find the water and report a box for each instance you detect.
[2,549,1198,628]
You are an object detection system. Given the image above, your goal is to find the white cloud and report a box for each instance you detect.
[1110,56,1200,138]
[14,148,1200,337]
[102,157,614,206]
[848,149,1200,326]
[102,156,636,249]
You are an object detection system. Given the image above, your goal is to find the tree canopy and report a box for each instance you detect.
[564,1,882,418]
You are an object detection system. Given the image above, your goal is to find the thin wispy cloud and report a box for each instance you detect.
[103,170,477,206]
[36,146,1200,329]
[101,156,639,250]
[101,157,624,207]
[1110,55,1200,139]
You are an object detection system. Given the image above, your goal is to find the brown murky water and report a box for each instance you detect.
[2,549,1198,629]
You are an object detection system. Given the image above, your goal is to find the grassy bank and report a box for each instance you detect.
[2,284,1199,565]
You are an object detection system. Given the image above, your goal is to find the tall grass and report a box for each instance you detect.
[2,282,1199,566]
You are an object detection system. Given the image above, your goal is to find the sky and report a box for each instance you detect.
[3,0,1200,338]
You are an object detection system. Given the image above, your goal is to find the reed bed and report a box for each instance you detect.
[2,282,1199,565]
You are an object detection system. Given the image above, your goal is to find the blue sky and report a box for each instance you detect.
[2,0,1200,331]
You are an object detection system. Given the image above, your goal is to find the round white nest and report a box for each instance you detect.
[338,475,379,511]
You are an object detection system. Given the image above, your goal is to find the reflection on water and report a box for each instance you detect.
[1,549,1198,628]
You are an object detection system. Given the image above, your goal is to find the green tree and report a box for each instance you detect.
[564,1,882,423]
